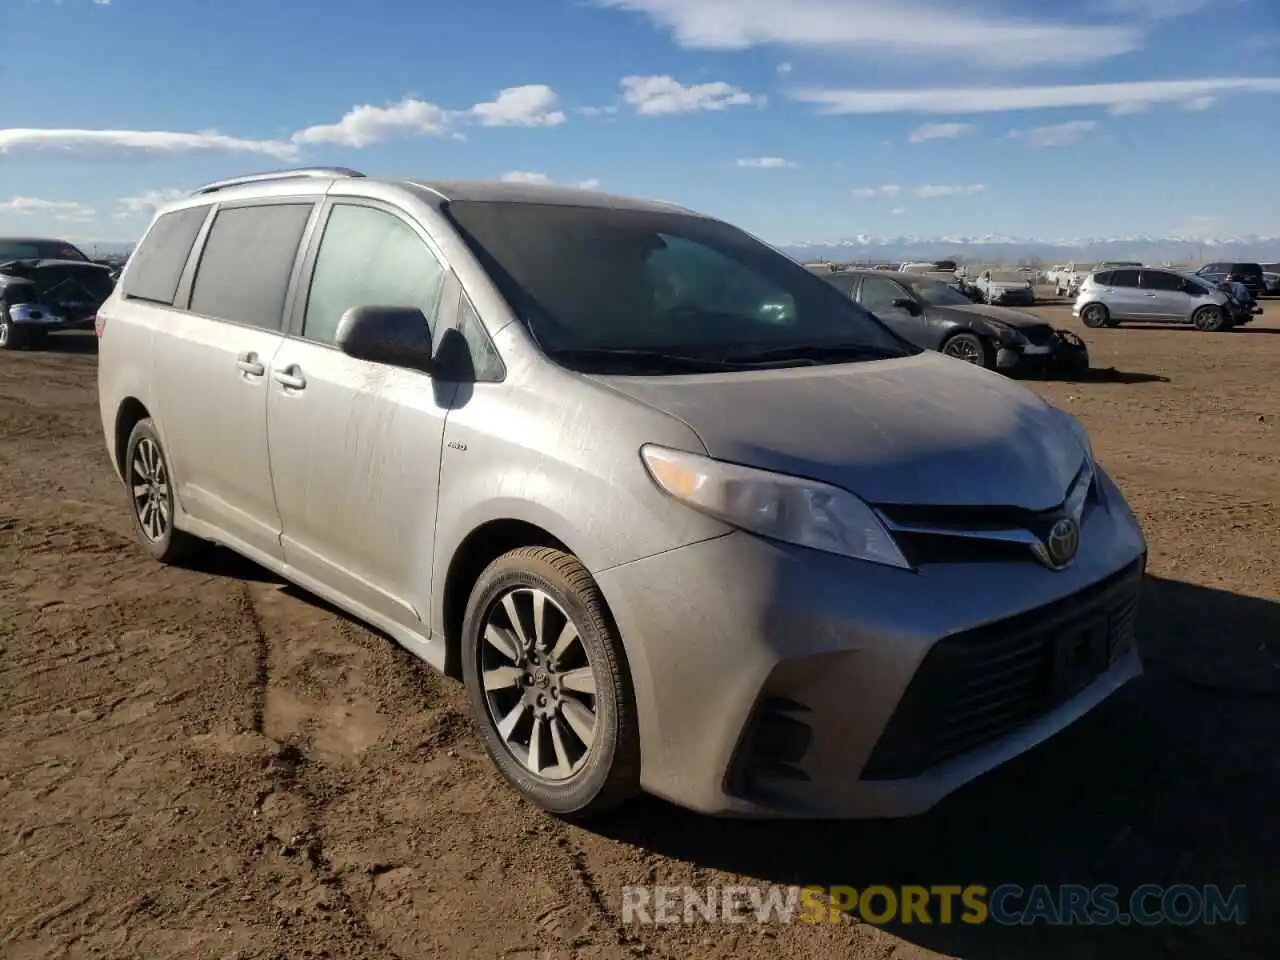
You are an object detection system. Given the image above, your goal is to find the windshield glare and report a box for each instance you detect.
[903,278,972,307]
[0,239,89,262]
[442,200,908,369]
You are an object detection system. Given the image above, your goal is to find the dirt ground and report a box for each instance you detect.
[2,300,1278,960]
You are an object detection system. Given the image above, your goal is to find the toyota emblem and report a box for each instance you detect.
[1044,516,1080,568]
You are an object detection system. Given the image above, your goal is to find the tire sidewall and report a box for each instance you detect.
[124,419,179,561]
[460,553,627,816]
[1194,306,1224,332]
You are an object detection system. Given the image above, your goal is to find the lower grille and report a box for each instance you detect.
[726,697,813,797]
[861,558,1143,780]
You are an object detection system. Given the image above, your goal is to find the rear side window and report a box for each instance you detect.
[1230,263,1262,276]
[1139,270,1181,291]
[1110,269,1140,287]
[120,207,208,305]
[189,203,313,330]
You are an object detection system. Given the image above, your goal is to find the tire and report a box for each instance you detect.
[1192,305,1229,332]
[123,418,200,564]
[461,546,640,819]
[941,331,996,369]
[0,303,30,350]
[1080,303,1110,328]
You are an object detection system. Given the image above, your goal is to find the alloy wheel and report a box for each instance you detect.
[0,321,9,347]
[130,437,170,542]
[478,586,598,782]
[944,338,982,364]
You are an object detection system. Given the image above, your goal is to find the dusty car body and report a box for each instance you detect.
[0,237,117,350]
[973,270,1036,306]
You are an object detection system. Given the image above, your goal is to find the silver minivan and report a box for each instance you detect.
[1073,266,1235,331]
[97,168,1147,820]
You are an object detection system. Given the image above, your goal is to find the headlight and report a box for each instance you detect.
[989,322,1027,345]
[640,445,911,569]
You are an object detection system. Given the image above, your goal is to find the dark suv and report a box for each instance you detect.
[1195,262,1265,298]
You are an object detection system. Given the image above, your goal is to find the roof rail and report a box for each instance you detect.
[190,167,365,196]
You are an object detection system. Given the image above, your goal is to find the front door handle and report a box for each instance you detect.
[1144,293,1157,297]
[236,351,265,376]
[272,366,306,390]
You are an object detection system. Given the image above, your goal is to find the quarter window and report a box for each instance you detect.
[456,293,505,381]
[189,203,313,329]
[121,206,209,306]
[302,204,445,346]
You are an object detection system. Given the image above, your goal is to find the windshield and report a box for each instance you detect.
[442,200,909,371]
[987,271,1027,283]
[901,277,973,307]
[0,239,89,263]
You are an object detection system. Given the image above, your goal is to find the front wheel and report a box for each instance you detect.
[941,331,996,369]
[461,547,640,819]
[1192,305,1229,332]
[0,303,30,350]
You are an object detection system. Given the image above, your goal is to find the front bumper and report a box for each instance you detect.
[989,290,1036,306]
[594,469,1147,818]
[5,302,97,331]
[997,330,1089,377]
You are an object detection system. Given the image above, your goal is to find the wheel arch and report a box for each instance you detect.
[113,397,152,478]
[440,518,576,679]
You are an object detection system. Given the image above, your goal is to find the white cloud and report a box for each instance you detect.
[0,128,297,159]
[1107,100,1150,116]
[468,85,566,127]
[914,184,985,197]
[1182,95,1216,111]
[1094,0,1219,17]
[620,75,763,116]
[291,97,451,147]
[1009,119,1097,147]
[597,0,1140,67]
[890,207,905,215]
[908,122,976,143]
[776,62,793,75]
[114,188,187,218]
[851,184,901,199]
[0,197,96,222]
[500,171,603,190]
[793,77,1280,114]
[736,156,796,168]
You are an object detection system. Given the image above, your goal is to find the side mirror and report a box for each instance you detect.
[334,305,434,372]
[893,297,922,315]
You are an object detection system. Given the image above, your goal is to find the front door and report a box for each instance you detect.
[152,201,316,560]
[857,275,929,347]
[1137,270,1190,321]
[265,200,458,630]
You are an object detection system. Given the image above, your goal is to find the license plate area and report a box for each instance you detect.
[1050,617,1111,702]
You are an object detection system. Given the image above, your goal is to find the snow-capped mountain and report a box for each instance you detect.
[779,234,1280,265]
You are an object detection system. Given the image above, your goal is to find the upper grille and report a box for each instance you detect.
[860,557,1143,781]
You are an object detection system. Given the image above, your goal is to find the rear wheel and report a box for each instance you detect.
[941,331,996,369]
[124,418,201,564]
[1192,305,1229,332]
[1080,303,1110,328]
[461,546,640,819]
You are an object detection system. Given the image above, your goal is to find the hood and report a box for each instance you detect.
[590,351,1085,510]
[929,303,1049,329]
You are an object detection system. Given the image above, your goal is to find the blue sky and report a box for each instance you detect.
[1,0,1278,245]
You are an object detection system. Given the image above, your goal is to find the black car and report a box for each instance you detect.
[825,269,1088,376]
[0,237,116,350]
[1195,261,1266,298]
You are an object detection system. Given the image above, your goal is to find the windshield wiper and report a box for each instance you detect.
[545,347,745,372]
[718,343,911,365]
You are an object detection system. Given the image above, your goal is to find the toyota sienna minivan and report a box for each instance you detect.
[97,168,1147,820]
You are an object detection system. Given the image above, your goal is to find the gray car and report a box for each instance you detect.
[1073,266,1235,331]
[97,167,1147,820]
